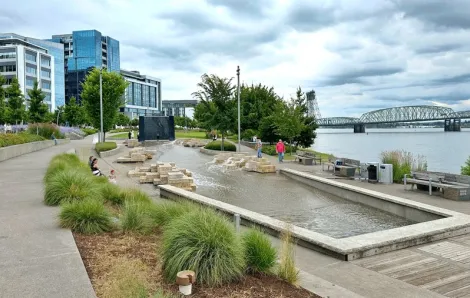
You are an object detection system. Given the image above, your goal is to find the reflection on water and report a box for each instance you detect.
[154,143,413,238]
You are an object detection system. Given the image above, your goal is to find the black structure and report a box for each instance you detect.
[64,67,93,104]
[138,116,175,141]
[444,118,461,132]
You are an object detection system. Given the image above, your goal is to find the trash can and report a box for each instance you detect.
[367,164,378,182]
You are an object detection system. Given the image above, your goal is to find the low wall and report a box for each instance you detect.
[98,145,124,158]
[0,139,70,162]
[199,147,224,155]
[281,169,444,222]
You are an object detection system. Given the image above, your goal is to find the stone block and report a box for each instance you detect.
[168,171,185,179]
[128,170,144,178]
[190,184,197,191]
[117,157,132,163]
[186,171,193,177]
[153,178,164,185]
[138,166,151,172]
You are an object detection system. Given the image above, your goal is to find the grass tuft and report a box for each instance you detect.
[44,170,102,206]
[242,228,277,274]
[277,224,299,285]
[162,208,245,286]
[95,142,117,153]
[101,183,125,205]
[44,153,87,184]
[120,188,152,204]
[59,199,114,234]
[120,201,154,234]
[149,200,198,227]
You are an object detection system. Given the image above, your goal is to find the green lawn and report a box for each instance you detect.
[108,132,129,139]
[175,130,207,139]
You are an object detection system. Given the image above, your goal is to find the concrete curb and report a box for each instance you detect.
[98,144,124,158]
[199,147,240,155]
[0,138,70,162]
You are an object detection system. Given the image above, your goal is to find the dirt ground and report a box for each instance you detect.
[74,232,320,298]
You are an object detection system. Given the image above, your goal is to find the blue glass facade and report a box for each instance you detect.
[106,37,120,71]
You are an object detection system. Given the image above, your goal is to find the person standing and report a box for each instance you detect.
[128,131,132,139]
[276,139,285,163]
[51,132,57,145]
[256,139,263,158]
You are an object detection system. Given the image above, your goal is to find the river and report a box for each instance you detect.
[312,128,470,173]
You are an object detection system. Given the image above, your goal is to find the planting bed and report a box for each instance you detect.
[74,232,319,298]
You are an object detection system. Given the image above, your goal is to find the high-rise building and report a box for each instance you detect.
[120,69,161,119]
[162,100,198,117]
[50,30,120,104]
[0,33,65,108]
[0,36,56,111]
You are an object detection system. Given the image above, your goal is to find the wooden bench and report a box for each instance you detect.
[404,171,470,200]
[294,150,321,165]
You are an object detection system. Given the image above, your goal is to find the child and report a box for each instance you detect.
[108,169,117,184]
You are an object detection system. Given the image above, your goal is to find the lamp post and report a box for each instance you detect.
[236,66,241,152]
[99,67,105,142]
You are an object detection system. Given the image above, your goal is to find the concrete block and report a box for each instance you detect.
[138,166,151,172]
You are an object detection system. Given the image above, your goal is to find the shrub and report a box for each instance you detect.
[261,144,296,156]
[120,201,154,234]
[242,228,277,274]
[241,129,258,141]
[204,140,236,152]
[462,156,470,176]
[28,123,64,139]
[120,188,152,204]
[44,170,102,206]
[380,150,428,183]
[277,225,299,285]
[162,208,245,286]
[95,142,117,153]
[0,132,45,147]
[59,199,113,234]
[81,128,98,136]
[44,153,90,184]
[101,183,124,205]
[152,289,180,298]
[149,200,198,227]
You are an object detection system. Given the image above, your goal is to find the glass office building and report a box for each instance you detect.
[120,69,161,119]
[51,30,120,104]
[162,100,198,117]
[0,33,65,108]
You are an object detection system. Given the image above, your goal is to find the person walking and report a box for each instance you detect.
[256,139,263,158]
[128,131,132,139]
[51,132,57,145]
[276,139,285,163]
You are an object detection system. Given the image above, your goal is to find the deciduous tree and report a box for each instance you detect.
[0,75,8,124]
[64,96,85,127]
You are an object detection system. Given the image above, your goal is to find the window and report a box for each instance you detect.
[41,69,51,78]
[44,93,51,102]
[0,51,16,59]
[26,77,35,87]
[0,65,16,72]
[26,66,37,75]
[42,81,51,90]
[41,57,51,67]
[149,87,156,108]
[133,83,142,106]
[25,51,37,62]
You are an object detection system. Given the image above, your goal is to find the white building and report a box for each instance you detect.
[120,69,161,119]
[0,38,55,111]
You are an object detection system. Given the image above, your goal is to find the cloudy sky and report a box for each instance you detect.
[2,0,470,117]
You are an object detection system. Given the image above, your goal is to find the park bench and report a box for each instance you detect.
[294,150,321,165]
[322,156,360,177]
[404,171,470,201]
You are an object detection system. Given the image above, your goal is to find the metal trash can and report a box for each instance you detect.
[367,164,378,183]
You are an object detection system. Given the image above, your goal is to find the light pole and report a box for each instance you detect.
[236,66,241,152]
[99,67,105,142]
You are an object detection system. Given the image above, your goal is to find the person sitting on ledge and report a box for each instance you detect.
[91,158,103,176]
[88,156,94,168]
[108,169,117,184]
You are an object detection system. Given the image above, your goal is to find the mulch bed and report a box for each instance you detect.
[74,232,321,298]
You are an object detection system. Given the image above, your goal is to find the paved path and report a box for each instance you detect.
[0,139,95,298]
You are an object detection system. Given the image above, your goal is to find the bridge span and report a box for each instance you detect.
[317,105,470,133]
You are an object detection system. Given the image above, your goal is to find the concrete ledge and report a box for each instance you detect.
[98,144,124,158]
[200,147,239,155]
[160,183,470,261]
[0,139,70,162]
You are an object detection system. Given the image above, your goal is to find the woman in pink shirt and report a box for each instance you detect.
[276,139,285,163]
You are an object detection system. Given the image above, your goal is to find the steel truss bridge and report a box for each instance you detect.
[318,106,470,132]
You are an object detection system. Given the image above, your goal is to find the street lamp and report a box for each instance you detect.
[236,66,241,152]
[99,67,106,142]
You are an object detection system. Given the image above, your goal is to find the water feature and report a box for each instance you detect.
[313,128,470,173]
[154,142,414,238]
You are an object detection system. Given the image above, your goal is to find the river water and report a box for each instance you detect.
[155,143,413,238]
[312,128,470,173]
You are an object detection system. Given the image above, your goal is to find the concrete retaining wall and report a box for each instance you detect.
[98,145,124,158]
[281,169,444,222]
[199,147,223,155]
[0,139,70,162]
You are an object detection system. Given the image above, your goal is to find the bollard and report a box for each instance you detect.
[234,213,240,233]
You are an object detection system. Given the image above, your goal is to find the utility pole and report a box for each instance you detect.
[99,67,104,142]
[237,65,241,152]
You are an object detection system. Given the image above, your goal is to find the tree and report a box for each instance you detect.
[0,75,8,124]
[192,74,236,151]
[27,80,49,123]
[64,96,85,127]
[116,113,130,126]
[462,157,470,176]
[5,77,26,124]
[274,101,303,155]
[53,106,66,125]
[81,68,128,140]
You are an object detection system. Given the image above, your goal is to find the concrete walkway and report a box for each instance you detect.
[0,138,95,298]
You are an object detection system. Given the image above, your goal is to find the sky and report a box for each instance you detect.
[2,0,470,118]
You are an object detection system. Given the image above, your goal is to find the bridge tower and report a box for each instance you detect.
[306,90,322,119]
